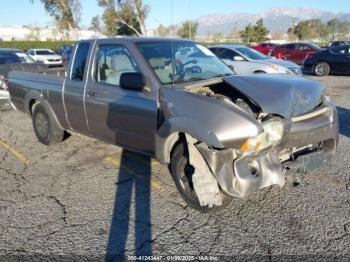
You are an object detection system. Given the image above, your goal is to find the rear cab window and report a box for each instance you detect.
[70,42,91,81]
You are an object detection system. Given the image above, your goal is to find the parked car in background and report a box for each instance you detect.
[0,48,36,106]
[8,38,338,212]
[27,49,63,67]
[209,45,302,75]
[303,45,350,76]
[329,41,350,48]
[272,42,323,64]
[250,43,279,56]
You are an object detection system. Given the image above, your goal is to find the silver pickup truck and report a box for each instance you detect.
[8,38,338,212]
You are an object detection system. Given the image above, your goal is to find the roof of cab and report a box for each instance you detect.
[79,37,195,44]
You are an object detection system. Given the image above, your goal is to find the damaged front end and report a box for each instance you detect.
[157,75,338,208]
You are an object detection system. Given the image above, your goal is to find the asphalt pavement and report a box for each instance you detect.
[0,75,349,261]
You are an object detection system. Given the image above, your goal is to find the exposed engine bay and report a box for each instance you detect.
[171,77,338,207]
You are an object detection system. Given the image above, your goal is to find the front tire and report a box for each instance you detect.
[32,103,64,145]
[170,142,233,213]
[314,62,330,76]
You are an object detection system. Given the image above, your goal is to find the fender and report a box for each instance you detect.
[24,90,65,131]
[155,116,223,164]
[156,87,263,164]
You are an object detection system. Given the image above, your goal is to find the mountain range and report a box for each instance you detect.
[194,7,350,36]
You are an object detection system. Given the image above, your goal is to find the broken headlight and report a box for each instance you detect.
[240,118,284,153]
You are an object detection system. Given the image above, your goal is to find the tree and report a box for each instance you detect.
[177,21,198,40]
[240,19,269,43]
[98,0,149,36]
[326,19,350,41]
[31,0,81,30]
[254,19,269,42]
[240,23,255,43]
[292,19,324,40]
[89,15,102,32]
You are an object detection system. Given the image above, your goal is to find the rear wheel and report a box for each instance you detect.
[170,142,233,213]
[32,103,64,145]
[314,62,330,76]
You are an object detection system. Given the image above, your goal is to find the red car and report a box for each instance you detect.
[250,43,279,55]
[271,42,322,64]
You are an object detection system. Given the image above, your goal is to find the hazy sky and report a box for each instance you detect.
[1,0,349,29]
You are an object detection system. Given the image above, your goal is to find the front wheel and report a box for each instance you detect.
[32,103,65,145]
[170,142,233,213]
[314,62,330,76]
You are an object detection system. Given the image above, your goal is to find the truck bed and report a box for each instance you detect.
[8,69,67,124]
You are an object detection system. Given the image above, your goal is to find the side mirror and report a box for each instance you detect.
[233,56,244,61]
[120,72,145,91]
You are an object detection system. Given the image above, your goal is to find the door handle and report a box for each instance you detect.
[87,91,96,97]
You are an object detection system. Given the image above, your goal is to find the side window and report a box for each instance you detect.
[217,48,240,60]
[71,42,90,81]
[95,44,140,86]
[297,44,309,50]
[331,46,348,54]
[261,43,267,48]
[283,44,295,50]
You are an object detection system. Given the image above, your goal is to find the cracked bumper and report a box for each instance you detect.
[198,102,338,198]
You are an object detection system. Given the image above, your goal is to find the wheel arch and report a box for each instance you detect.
[155,117,225,165]
[24,90,64,131]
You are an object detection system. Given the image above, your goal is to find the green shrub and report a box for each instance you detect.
[0,41,75,51]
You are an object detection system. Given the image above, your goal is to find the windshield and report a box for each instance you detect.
[138,41,233,85]
[236,47,268,60]
[36,50,55,55]
[0,52,35,65]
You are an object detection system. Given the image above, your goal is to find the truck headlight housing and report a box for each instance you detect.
[240,118,284,153]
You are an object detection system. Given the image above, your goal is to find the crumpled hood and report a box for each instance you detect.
[224,74,324,118]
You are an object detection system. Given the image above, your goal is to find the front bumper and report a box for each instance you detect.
[198,102,338,198]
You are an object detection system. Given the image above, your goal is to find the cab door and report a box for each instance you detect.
[84,43,158,154]
[63,42,92,132]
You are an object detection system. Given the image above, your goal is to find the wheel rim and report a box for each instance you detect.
[315,63,329,76]
[35,112,49,138]
[178,157,199,202]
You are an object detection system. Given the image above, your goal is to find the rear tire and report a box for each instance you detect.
[314,62,330,76]
[170,142,233,213]
[32,103,64,145]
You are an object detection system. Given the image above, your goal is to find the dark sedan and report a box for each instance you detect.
[303,45,350,76]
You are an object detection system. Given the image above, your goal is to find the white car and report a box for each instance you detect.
[209,45,302,76]
[27,49,62,67]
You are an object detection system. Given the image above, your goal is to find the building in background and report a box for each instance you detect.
[0,25,104,41]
